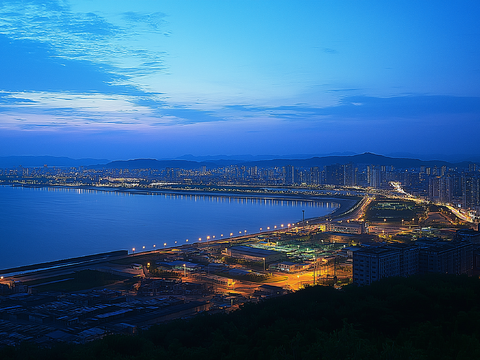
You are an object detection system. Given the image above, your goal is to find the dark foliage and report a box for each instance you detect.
[2,274,480,359]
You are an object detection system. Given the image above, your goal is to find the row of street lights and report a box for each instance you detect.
[131,211,306,254]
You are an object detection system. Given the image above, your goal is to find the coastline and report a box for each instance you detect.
[0,184,362,275]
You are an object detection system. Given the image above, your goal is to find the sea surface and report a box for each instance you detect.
[0,185,341,269]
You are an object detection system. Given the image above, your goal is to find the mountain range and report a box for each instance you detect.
[91,153,475,170]
[0,153,477,170]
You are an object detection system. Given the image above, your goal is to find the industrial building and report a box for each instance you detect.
[326,221,365,234]
[222,246,285,263]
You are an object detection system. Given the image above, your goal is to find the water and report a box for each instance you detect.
[0,185,341,269]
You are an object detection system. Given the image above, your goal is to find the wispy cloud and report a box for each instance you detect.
[0,0,167,93]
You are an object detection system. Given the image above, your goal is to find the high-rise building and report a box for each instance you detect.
[325,164,344,186]
[343,163,356,186]
[283,165,295,185]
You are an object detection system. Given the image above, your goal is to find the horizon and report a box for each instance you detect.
[2,151,480,165]
[1,1,480,159]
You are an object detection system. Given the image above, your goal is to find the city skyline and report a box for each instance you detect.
[1,1,480,160]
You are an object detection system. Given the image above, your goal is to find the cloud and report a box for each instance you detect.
[230,95,480,119]
[122,11,166,30]
[0,0,167,93]
[0,34,132,94]
[322,48,338,54]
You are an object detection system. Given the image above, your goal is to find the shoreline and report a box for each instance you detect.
[0,184,362,275]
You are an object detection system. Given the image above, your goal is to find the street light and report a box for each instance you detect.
[183,264,186,277]
[132,247,135,254]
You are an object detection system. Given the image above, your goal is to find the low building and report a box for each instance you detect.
[456,229,480,243]
[254,284,289,297]
[222,246,285,263]
[275,261,309,272]
[326,221,365,234]
[353,247,403,286]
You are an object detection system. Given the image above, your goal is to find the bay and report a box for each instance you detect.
[0,185,341,269]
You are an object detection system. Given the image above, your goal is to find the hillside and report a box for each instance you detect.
[3,273,480,359]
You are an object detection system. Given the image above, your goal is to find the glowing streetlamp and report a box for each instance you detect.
[132,247,135,254]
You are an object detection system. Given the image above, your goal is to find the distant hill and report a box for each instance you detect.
[0,156,110,168]
[2,153,477,170]
[174,152,357,162]
[91,158,215,170]
[90,152,476,170]
[238,152,472,169]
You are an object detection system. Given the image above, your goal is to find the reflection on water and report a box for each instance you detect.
[0,186,340,269]
[39,186,339,208]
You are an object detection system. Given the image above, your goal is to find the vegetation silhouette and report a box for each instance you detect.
[2,273,480,359]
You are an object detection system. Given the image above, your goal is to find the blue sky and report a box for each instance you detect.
[0,0,479,160]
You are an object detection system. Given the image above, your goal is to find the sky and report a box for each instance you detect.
[0,0,480,160]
